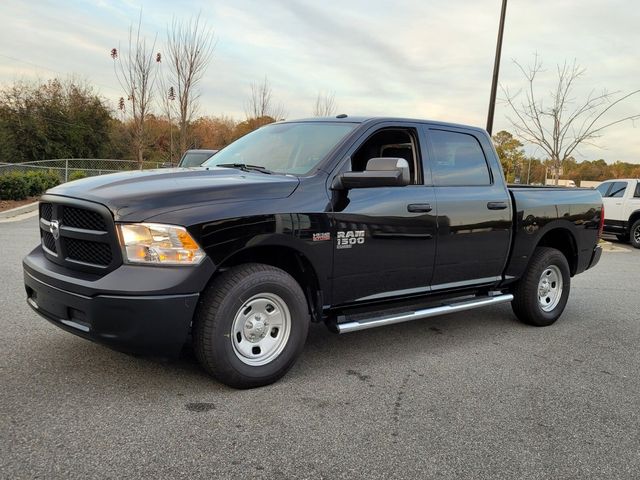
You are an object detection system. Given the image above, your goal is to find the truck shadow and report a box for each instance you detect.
[297,304,520,372]
[35,304,522,392]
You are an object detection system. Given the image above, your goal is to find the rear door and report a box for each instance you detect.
[422,126,512,289]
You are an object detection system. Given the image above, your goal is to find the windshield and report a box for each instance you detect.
[180,152,216,167]
[203,122,356,175]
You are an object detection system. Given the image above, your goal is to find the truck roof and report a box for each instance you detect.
[281,116,488,134]
[599,178,639,182]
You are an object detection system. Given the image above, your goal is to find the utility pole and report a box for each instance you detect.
[486,0,508,136]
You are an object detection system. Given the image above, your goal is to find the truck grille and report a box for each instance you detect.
[40,203,53,221]
[66,238,113,265]
[62,206,107,231]
[42,231,57,253]
[38,197,120,273]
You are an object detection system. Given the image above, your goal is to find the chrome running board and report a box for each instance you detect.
[336,294,514,334]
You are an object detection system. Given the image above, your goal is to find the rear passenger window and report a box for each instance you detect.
[428,130,491,186]
[634,182,640,198]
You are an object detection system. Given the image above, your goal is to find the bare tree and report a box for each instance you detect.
[156,71,177,164]
[111,13,159,166]
[313,91,337,117]
[165,13,215,153]
[501,55,639,184]
[244,76,287,123]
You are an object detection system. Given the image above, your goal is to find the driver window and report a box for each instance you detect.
[350,128,421,185]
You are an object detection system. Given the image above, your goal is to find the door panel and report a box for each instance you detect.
[330,187,437,304]
[423,127,512,287]
[430,186,512,286]
[602,181,628,221]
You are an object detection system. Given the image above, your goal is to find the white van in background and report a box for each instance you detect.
[545,178,577,187]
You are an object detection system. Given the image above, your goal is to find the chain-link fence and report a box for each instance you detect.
[0,159,168,182]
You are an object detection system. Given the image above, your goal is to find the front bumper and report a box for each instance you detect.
[23,246,215,357]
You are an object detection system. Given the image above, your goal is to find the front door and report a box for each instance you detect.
[598,181,628,222]
[330,124,437,305]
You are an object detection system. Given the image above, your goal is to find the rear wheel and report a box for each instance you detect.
[511,247,571,326]
[631,220,640,249]
[193,263,309,388]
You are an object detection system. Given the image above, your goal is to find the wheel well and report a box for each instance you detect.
[217,246,323,322]
[629,210,640,229]
[537,228,578,275]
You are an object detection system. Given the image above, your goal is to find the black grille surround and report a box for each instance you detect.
[38,196,122,274]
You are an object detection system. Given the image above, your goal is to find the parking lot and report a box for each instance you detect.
[2,215,639,479]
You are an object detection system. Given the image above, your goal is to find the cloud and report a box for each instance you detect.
[1,0,638,162]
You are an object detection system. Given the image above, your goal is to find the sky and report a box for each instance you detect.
[1,0,639,163]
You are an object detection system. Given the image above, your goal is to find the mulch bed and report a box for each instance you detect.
[0,196,39,212]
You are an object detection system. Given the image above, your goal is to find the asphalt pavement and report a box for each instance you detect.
[2,216,639,479]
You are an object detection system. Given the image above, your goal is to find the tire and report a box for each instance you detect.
[193,263,309,389]
[511,247,571,327]
[631,220,640,249]
[616,233,629,243]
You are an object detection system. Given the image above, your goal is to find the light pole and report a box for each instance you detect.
[486,0,508,136]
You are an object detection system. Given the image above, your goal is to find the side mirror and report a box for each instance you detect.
[335,157,411,189]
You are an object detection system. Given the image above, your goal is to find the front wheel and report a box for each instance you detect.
[631,220,640,249]
[511,247,571,327]
[193,263,309,388]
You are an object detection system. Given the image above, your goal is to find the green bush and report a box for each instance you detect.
[24,171,45,196]
[68,170,87,181]
[25,171,60,195]
[0,170,60,200]
[0,172,29,200]
[41,170,61,190]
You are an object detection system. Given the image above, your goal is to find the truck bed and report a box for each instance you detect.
[504,186,602,282]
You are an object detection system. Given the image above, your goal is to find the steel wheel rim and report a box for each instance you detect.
[537,265,563,312]
[231,293,292,366]
[634,225,640,243]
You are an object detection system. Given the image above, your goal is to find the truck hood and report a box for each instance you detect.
[47,167,300,221]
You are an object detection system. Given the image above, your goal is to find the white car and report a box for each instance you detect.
[595,179,640,248]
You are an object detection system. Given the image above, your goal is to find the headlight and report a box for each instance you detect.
[117,223,205,265]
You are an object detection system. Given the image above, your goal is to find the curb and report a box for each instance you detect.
[0,201,39,219]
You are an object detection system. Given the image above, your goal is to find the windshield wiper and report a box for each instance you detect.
[214,163,273,174]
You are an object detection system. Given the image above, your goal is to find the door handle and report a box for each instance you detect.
[407,203,432,213]
[487,201,508,210]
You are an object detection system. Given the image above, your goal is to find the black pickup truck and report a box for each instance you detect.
[23,117,603,388]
